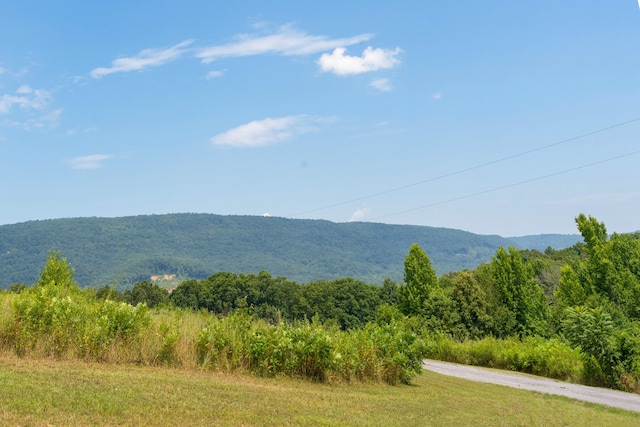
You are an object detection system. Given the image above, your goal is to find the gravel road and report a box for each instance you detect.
[422,359,640,413]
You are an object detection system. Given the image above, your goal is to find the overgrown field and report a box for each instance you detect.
[0,281,425,385]
[1,353,638,427]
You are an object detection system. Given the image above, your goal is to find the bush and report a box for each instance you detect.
[7,282,151,361]
[335,320,427,385]
[83,299,150,360]
[425,335,582,382]
[12,283,89,357]
[196,312,253,371]
[249,321,333,381]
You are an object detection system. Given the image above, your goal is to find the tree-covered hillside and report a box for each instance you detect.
[0,213,580,289]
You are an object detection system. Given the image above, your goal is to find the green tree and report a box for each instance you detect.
[557,214,640,321]
[302,278,381,329]
[123,280,170,308]
[170,279,204,310]
[448,271,494,339]
[563,306,618,386]
[399,243,437,316]
[379,278,399,306]
[490,246,549,337]
[576,213,608,253]
[36,250,76,288]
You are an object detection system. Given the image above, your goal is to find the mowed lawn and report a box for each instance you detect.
[1,354,638,426]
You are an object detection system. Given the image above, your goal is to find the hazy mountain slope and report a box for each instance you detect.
[507,234,581,251]
[0,214,579,289]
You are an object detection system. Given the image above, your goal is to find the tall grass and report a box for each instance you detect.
[0,286,426,385]
[425,335,583,382]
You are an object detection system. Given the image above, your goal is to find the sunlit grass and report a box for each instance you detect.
[1,353,638,427]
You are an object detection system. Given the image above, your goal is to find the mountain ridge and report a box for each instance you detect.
[0,213,581,289]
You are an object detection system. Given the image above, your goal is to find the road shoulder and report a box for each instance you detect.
[422,359,640,413]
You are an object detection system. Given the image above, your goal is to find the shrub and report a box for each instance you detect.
[249,321,333,381]
[196,312,253,371]
[12,283,89,357]
[425,335,582,382]
[83,299,150,360]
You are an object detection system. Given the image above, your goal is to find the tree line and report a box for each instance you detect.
[8,213,640,391]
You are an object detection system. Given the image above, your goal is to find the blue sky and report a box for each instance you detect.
[1,1,639,236]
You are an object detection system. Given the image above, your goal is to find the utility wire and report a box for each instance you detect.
[367,149,640,222]
[288,116,640,218]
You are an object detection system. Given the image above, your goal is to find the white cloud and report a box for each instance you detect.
[16,85,33,94]
[211,115,324,147]
[0,66,5,75]
[66,126,97,136]
[432,92,443,101]
[197,25,372,63]
[34,108,62,128]
[67,154,113,170]
[205,70,225,80]
[317,46,401,75]
[370,78,393,92]
[348,208,371,222]
[0,86,51,114]
[90,40,194,79]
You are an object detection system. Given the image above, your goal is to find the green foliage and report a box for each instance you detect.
[123,280,170,308]
[426,335,582,381]
[37,250,76,288]
[399,243,438,316]
[85,300,150,360]
[576,213,608,253]
[7,275,150,360]
[12,282,88,356]
[446,271,494,339]
[554,214,640,390]
[379,278,399,306]
[9,283,28,294]
[249,320,333,381]
[194,312,426,384]
[0,213,578,289]
[302,278,382,329]
[562,306,618,386]
[170,272,383,330]
[489,246,549,337]
[196,312,253,371]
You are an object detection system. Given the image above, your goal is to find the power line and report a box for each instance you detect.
[367,149,640,222]
[288,116,640,218]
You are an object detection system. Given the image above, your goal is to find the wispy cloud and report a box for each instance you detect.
[370,78,393,92]
[317,46,401,75]
[90,40,194,79]
[211,115,326,148]
[33,108,62,129]
[66,154,114,170]
[348,207,371,222]
[65,126,97,136]
[0,86,51,114]
[432,92,443,101]
[197,25,372,63]
[205,70,225,80]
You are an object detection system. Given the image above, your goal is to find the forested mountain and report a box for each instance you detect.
[507,234,584,251]
[0,213,580,289]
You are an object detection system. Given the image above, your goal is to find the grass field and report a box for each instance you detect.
[1,354,638,426]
